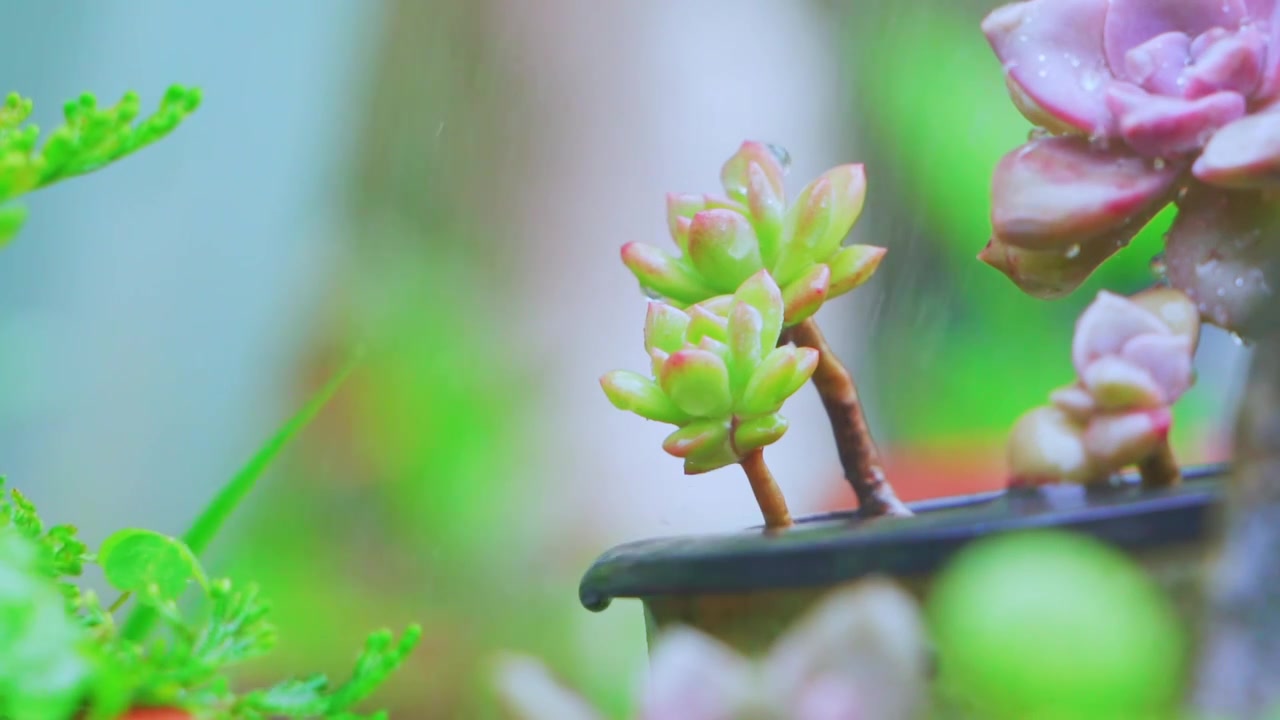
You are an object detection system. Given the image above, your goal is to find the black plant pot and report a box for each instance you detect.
[580,464,1227,655]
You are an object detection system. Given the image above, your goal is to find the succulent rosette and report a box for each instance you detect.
[600,270,817,474]
[1007,288,1200,485]
[494,580,929,720]
[621,141,885,325]
[980,0,1280,333]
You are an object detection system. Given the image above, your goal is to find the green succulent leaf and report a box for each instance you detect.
[740,345,818,416]
[600,370,689,424]
[726,300,764,399]
[732,270,784,356]
[99,529,206,602]
[733,413,790,453]
[687,209,763,293]
[810,164,866,261]
[720,141,786,205]
[686,303,730,345]
[666,193,708,255]
[827,244,885,297]
[659,349,733,417]
[781,264,832,325]
[0,204,26,248]
[682,438,741,475]
[621,242,718,305]
[661,418,731,459]
[643,302,691,355]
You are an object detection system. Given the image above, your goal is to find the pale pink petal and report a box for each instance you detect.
[492,655,604,720]
[1083,408,1172,469]
[991,137,1180,250]
[1071,290,1170,375]
[1120,334,1195,403]
[1007,406,1099,485]
[1129,286,1202,346]
[1124,32,1192,96]
[1106,83,1246,157]
[1254,0,1280,101]
[1164,185,1280,335]
[1081,355,1166,410]
[640,628,755,720]
[982,0,1116,135]
[1184,26,1266,98]
[1104,0,1248,79]
[1193,111,1280,188]
[792,675,864,720]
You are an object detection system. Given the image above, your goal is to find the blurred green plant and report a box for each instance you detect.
[843,7,1213,444]
[0,86,200,247]
[0,358,420,719]
[928,530,1185,719]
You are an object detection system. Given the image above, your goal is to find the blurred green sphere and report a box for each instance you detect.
[927,530,1186,719]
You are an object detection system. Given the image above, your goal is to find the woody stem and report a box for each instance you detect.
[1137,437,1180,488]
[783,318,911,517]
[740,449,792,529]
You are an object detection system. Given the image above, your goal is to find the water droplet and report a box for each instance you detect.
[1150,253,1168,278]
[1230,331,1245,346]
[765,143,792,174]
[1028,127,1051,141]
[1235,276,1245,288]
[1216,287,1227,297]
[1038,69,1049,78]
[1038,53,1047,62]
[1065,244,1081,259]
[1080,70,1102,91]
[1152,157,1167,170]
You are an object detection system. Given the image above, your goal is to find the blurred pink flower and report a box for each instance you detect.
[980,0,1280,333]
[493,581,928,720]
[1008,288,1200,485]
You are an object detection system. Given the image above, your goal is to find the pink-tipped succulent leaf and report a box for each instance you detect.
[982,0,1280,332]
[624,141,884,323]
[600,270,817,474]
[1008,288,1199,486]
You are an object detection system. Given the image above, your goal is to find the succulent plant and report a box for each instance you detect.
[979,0,1280,334]
[621,141,885,326]
[1006,288,1200,485]
[494,579,929,720]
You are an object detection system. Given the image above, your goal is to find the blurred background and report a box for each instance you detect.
[0,1,1252,716]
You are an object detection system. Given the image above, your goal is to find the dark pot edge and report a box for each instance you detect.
[579,463,1229,612]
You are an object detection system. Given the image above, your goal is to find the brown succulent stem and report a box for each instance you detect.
[740,449,792,529]
[1137,438,1181,488]
[783,318,911,517]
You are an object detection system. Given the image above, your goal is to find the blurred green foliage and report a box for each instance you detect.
[843,6,1212,446]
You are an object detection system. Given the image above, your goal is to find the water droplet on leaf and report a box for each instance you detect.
[1065,244,1081,259]
[765,143,791,174]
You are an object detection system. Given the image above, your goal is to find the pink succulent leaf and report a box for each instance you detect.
[747,162,786,267]
[1106,83,1246,157]
[1120,333,1195,403]
[1184,26,1266,98]
[1130,286,1203,346]
[667,193,709,254]
[659,349,733,417]
[1193,111,1280,188]
[1082,407,1172,468]
[774,177,834,286]
[827,245,885,297]
[644,302,692,355]
[990,136,1179,251]
[1050,384,1098,420]
[1007,406,1098,485]
[733,413,790,454]
[662,418,731,459]
[765,582,929,720]
[621,242,718,305]
[1123,31,1192,96]
[808,164,868,263]
[492,655,604,720]
[1164,185,1280,335]
[978,233,1126,299]
[688,209,764,293]
[781,264,832,326]
[600,370,690,425]
[982,0,1116,135]
[1071,290,1170,375]
[726,300,764,398]
[1080,355,1167,410]
[721,141,787,206]
[734,270,785,356]
[1104,0,1248,79]
[639,628,757,720]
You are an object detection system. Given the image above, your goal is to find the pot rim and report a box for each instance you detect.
[579,463,1228,611]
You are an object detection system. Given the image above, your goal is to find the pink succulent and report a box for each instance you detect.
[492,581,929,720]
[1007,288,1200,485]
[980,0,1280,333]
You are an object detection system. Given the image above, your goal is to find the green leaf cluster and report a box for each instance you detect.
[0,85,200,247]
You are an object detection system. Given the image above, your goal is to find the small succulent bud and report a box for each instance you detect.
[601,271,815,474]
[623,143,884,324]
[781,264,832,326]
